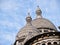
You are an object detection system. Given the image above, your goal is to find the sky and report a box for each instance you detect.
[0,0,60,45]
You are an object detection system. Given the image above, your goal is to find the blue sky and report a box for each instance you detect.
[0,0,60,45]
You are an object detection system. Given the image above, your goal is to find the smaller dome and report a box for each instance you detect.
[17,24,39,38]
[16,13,40,43]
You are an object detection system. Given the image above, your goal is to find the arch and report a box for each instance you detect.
[42,43,45,45]
[48,42,51,45]
[53,42,57,44]
[44,29,48,32]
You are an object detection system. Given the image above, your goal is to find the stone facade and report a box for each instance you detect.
[14,6,60,45]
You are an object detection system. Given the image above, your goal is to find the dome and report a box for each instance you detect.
[17,24,40,44]
[32,6,57,31]
[17,24,39,38]
[16,13,40,43]
[32,18,57,30]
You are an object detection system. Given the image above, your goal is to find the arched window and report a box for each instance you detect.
[54,42,57,44]
[40,30,42,32]
[44,30,48,32]
[48,42,51,45]
[42,43,45,45]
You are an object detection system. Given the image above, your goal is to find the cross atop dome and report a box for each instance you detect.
[36,5,42,18]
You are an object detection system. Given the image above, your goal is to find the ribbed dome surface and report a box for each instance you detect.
[17,24,39,38]
[32,18,57,30]
[17,24,40,44]
[16,14,40,43]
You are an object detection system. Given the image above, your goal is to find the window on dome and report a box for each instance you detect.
[54,42,57,44]
[42,43,45,45]
[48,42,51,45]
[37,28,42,32]
[40,30,42,32]
[44,30,48,32]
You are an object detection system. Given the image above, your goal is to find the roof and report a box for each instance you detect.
[32,18,57,30]
[16,14,40,43]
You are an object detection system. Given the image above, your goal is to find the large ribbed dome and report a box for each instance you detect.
[32,18,57,30]
[32,6,57,30]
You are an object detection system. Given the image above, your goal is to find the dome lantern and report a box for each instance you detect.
[26,12,32,24]
[36,6,42,18]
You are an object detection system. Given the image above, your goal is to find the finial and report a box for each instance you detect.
[36,5,42,18]
[26,12,32,23]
